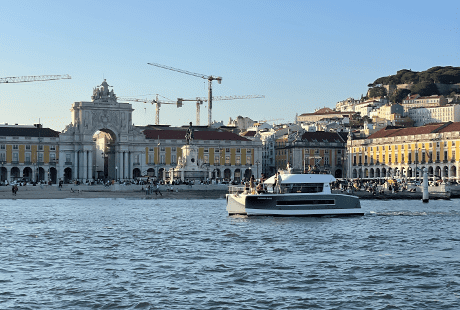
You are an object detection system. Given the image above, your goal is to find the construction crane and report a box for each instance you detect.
[147,62,222,126]
[118,94,176,125]
[177,95,265,126]
[0,74,71,83]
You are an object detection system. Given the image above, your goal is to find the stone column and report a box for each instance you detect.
[58,150,65,182]
[7,167,11,182]
[124,152,129,180]
[83,150,88,181]
[88,150,93,181]
[119,151,123,180]
[74,151,79,180]
[130,152,134,179]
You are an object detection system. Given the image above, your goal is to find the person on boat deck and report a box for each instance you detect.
[256,182,264,194]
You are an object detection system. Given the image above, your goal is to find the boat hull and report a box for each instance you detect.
[226,193,363,216]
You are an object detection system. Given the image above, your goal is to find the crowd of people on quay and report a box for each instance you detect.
[330,177,454,195]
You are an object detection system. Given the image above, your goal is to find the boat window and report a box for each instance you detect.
[280,183,324,193]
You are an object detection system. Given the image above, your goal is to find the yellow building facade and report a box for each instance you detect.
[347,122,460,180]
[0,125,60,183]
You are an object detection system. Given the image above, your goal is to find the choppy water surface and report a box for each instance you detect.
[1,199,460,309]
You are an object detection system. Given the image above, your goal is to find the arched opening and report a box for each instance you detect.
[334,169,342,178]
[358,169,363,178]
[433,166,439,178]
[375,168,380,178]
[64,167,72,183]
[381,168,387,178]
[352,169,357,178]
[133,168,141,179]
[49,167,57,184]
[450,166,456,179]
[364,168,369,178]
[224,168,231,181]
[23,167,33,182]
[147,168,155,177]
[370,168,374,178]
[0,167,6,181]
[38,167,45,182]
[94,129,117,181]
[244,168,252,180]
[11,167,20,180]
[234,169,241,183]
[158,168,164,180]
[443,166,449,178]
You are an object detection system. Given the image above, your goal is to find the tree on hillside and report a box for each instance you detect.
[400,71,418,84]
[390,88,412,103]
[368,66,460,88]
[410,82,439,97]
[368,86,387,98]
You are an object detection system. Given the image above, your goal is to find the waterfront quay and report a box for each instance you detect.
[0,183,228,199]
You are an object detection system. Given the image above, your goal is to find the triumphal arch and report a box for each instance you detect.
[58,80,146,182]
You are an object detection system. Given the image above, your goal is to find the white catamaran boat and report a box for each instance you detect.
[226,170,363,216]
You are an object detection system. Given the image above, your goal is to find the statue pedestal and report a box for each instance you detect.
[169,144,209,182]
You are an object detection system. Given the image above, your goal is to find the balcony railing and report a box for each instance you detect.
[65,161,73,165]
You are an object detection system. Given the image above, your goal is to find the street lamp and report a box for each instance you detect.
[115,166,118,181]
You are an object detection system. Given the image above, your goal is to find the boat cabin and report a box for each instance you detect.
[263,173,335,194]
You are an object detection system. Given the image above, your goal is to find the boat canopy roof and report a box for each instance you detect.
[264,173,336,185]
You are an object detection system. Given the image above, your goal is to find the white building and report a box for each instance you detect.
[353,98,389,118]
[407,104,460,126]
[228,116,255,131]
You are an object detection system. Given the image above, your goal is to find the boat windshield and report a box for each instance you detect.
[280,183,324,193]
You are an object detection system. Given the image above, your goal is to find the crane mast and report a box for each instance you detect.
[0,74,71,83]
[118,94,175,125]
[147,62,221,126]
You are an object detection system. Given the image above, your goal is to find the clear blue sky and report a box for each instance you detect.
[1,0,458,131]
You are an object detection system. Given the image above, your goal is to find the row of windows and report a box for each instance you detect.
[147,147,252,154]
[0,152,56,162]
[353,150,456,164]
[356,141,456,153]
[146,154,253,165]
[0,144,56,151]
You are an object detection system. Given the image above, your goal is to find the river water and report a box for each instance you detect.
[1,198,459,309]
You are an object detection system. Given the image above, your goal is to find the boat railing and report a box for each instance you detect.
[228,185,246,194]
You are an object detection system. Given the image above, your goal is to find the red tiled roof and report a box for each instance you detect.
[405,94,420,100]
[299,108,354,116]
[0,126,60,137]
[301,131,346,143]
[241,131,256,137]
[367,123,447,139]
[143,129,250,141]
[437,122,460,133]
[417,95,442,100]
